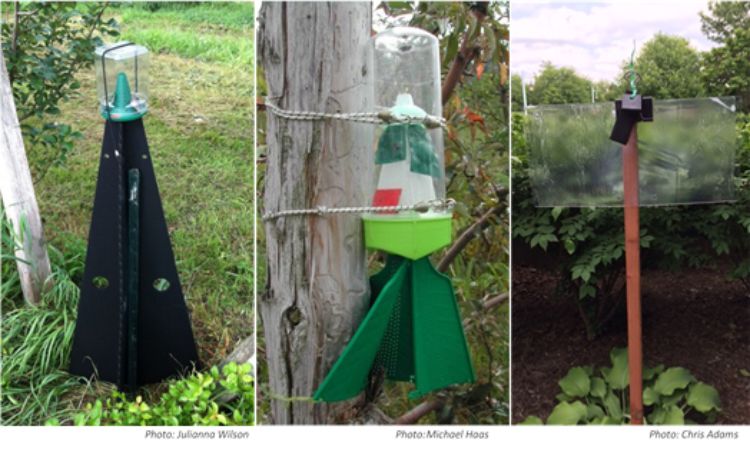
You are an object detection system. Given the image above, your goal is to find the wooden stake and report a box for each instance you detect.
[622,125,643,424]
[0,48,52,304]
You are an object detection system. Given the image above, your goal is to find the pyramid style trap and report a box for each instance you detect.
[314,27,475,402]
[69,42,199,391]
[524,55,737,423]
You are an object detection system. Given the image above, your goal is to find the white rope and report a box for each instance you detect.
[262,199,455,222]
[264,102,447,129]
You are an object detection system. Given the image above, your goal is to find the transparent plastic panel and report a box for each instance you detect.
[369,27,446,217]
[95,42,149,118]
[526,97,736,207]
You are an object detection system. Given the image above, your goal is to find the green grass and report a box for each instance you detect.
[1,228,104,425]
[116,2,254,66]
[119,2,254,32]
[121,28,253,66]
[2,4,254,425]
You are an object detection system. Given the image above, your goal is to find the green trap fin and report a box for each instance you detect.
[313,260,408,402]
[314,256,475,402]
[410,257,475,397]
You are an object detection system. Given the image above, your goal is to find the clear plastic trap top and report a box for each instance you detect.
[95,42,149,121]
[368,26,446,216]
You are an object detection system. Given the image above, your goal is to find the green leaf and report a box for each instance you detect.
[662,391,686,407]
[519,416,544,425]
[558,367,591,397]
[662,405,685,425]
[643,364,665,381]
[653,367,695,396]
[605,347,629,390]
[578,283,596,300]
[546,401,587,425]
[564,238,576,254]
[602,392,623,421]
[686,382,721,412]
[643,386,659,406]
[586,404,605,420]
[590,377,606,398]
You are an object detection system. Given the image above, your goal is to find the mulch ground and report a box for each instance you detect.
[511,266,750,424]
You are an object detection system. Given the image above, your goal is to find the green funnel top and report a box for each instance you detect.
[101,72,147,122]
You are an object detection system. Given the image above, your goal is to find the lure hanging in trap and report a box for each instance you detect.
[314,28,475,402]
[69,42,199,391]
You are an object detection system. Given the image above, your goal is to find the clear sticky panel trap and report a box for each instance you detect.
[526,97,736,207]
[369,27,446,216]
[95,42,149,117]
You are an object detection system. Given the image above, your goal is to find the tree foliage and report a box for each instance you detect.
[699,0,750,43]
[700,2,750,110]
[529,62,591,105]
[628,33,704,99]
[0,2,118,177]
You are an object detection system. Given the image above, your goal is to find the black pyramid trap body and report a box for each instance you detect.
[69,42,199,391]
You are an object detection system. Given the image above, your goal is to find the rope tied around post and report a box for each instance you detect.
[263,101,447,129]
[262,199,456,222]
[261,99,452,221]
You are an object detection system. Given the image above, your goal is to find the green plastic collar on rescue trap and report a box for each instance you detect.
[313,255,475,402]
[362,213,452,260]
[101,72,147,122]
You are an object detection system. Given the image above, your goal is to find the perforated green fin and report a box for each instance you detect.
[314,256,475,402]
[313,260,408,402]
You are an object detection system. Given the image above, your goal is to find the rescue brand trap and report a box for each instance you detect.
[313,27,475,402]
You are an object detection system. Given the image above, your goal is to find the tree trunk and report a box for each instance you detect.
[0,48,52,304]
[259,2,374,424]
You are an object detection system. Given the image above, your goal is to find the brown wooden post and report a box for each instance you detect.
[622,125,643,424]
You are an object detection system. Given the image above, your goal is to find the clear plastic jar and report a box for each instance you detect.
[95,42,149,121]
[370,26,446,212]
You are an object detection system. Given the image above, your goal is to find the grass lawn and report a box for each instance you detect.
[1,2,254,425]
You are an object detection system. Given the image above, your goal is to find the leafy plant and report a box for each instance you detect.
[49,362,254,426]
[1,2,118,179]
[520,347,721,425]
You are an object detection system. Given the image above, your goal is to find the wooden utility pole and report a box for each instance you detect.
[622,126,643,424]
[0,48,52,304]
[259,2,373,424]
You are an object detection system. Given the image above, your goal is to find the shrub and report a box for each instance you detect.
[52,362,255,426]
[1,2,118,178]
